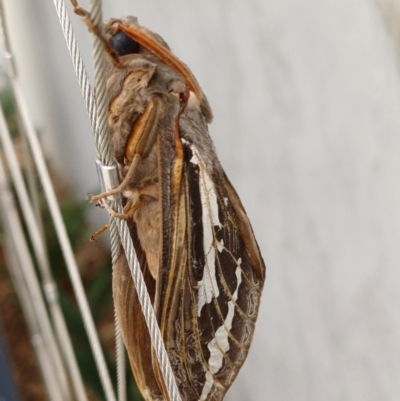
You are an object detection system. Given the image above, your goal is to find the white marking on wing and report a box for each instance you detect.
[185,142,244,398]
[190,146,222,317]
[200,260,243,400]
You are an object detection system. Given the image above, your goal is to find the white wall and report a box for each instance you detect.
[3,0,400,400]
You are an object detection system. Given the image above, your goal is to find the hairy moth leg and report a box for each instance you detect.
[101,198,143,219]
[88,153,141,202]
[89,198,142,241]
[90,223,110,242]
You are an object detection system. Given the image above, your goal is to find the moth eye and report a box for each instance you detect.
[111,31,140,56]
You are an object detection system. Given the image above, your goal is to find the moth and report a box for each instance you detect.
[74,4,266,400]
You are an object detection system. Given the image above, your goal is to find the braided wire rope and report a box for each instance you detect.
[53,0,99,153]
[86,1,126,398]
[88,0,113,165]
[54,1,182,400]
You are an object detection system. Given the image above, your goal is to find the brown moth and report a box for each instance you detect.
[76,7,266,400]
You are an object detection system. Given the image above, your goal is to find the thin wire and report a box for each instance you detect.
[87,2,126,399]
[3,239,58,401]
[12,74,117,401]
[0,26,117,401]
[0,104,81,401]
[111,218,126,401]
[53,0,100,157]
[0,0,16,77]
[0,153,65,401]
[0,21,70,390]
[0,11,88,398]
[0,2,115,400]
[0,0,47,262]
[114,305,126,401]
[89,0,113,165]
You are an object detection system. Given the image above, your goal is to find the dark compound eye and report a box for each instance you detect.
[111,31,140,56]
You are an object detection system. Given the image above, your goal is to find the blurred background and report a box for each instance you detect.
[1,0,400,400]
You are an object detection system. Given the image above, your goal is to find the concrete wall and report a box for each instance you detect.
[2,1,400,400]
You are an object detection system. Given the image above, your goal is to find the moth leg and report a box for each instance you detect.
[69,0,88,17]
[123,198,144,217]
[90,223,110,242]
[88,153,141,202]
[89,198,143,241]
[69,0,120,66]
[101,198,143,219]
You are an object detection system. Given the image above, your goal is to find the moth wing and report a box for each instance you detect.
[113,221,165,400]
[156,140,265,400]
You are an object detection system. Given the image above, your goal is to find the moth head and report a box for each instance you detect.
[104,16,213,123]
[105,16,170,58]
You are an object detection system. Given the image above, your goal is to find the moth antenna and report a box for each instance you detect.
[69,0,121,66]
